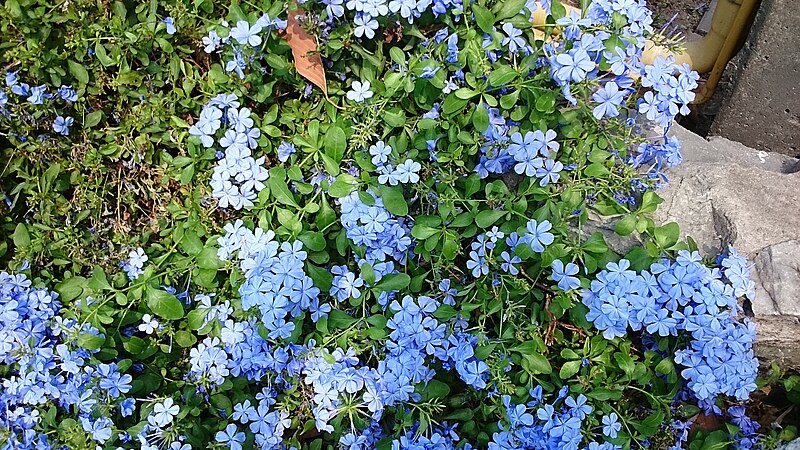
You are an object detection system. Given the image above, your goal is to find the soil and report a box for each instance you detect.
[648,0,713,39]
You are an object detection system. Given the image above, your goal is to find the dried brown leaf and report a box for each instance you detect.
[285,9,327,96]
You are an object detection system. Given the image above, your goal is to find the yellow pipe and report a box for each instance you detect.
[530,0,760,103]
[694,0,761,103]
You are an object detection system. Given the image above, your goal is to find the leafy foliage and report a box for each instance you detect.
[0,0,773,449]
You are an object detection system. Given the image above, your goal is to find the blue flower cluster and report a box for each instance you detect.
[301,293,488,434]
[468,101,564,186]
[368,140,422,186]
[489,387,619,450]
[217,220,324,338]
[339,189,414,264]
[541,0,696,131]
[203,15,287,79]
[2,70,79,139]
[319,0,463,28]
[0,271,134,449]
[120,246,148,280]
[582,248,758,402]
[188,94,270,210]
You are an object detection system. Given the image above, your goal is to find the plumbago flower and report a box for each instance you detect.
[2,1,770,450]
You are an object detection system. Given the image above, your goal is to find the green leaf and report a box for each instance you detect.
[632,410,664,437]
[84,110,103,128]
[500,90,520,110]
[174,331,197,347]
[94,43,116,67]
[535,92,557,113]
[328,174,357,198]
[615,214,636,236]
[327,310,357,329]
[473,4,495,33]
[146,288,184,320]
[383,109,406,127]
[582,232,608,254]
[472,103,489,133]
[521,353,553,374]
[654,222,680,249]
[360,263,376,286]
[78,333,105,351]
[655,357,674,375]
[197,248,222,270]
[375,184,408,216]
[68,60,89,85]
[411,224,439,240]
[374,273,410,293]
[87,266,112,291]
[559,360,581,379]
[488,65,517,87]
[614,352,635,374]
[298,231,326,252]
[476,209,506,228]
[268,168,300,207]
[586,388,622,401]
[324,126,347,163]
[56,276,86,302]
[442,94,469,116]
[584,162,609,177]
[424,379,451,398]
[13,223,30,248]
[5,0,22,18]
[493,0,526,20]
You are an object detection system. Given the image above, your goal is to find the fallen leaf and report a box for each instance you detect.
[284,8,327,96]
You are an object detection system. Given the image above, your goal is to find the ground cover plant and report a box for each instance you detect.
[0,0,792,449]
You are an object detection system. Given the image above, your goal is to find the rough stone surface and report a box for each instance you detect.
[654,126,800,257]
[587,125,800,368]
[663,126,800,368]
[751,240,800,317]
[711,0,800,157]
[777,438,800,450]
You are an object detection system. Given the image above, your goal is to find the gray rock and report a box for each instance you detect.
[776,437,800,450]
[654,126,800,257]
[710,0,800,158]
[659,126,800,368]
[751,240,800,317]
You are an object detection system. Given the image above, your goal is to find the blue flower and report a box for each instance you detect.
[27,85,47,104]
[163,17,176,35]
[551,260,580,291]
[57,85,78,102]
[81,416,113,443]
[535,159,563,186]
[225,49,247,79]
[592,81,625,119]
[553,48,595,83]
[466,251,489,277]
[354,13,378,38]
[216,423,246,450]
[230,20,264,47]
[369,140,393,165]
[602,412,621,438]
[501,251,521,275]
[203,29,222,53]
[347,80,374,102]
[501,23,526,54]
[322,0,345,19]
[420,66,439,79]
[277,141,296,162]
[149,398,180,428]
[523,219,554,253]
[52,116,74,136]
[392,159,421,184]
